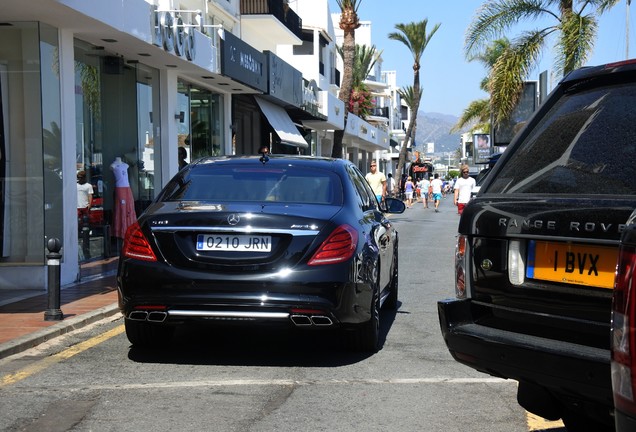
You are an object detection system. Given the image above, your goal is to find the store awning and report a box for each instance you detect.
[255,97,309,148]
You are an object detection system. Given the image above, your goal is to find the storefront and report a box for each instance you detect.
[0,22,63,289]
[0,19,232,289]
[73,39,164,265]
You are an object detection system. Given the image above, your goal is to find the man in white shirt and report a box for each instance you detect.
[430,173,443,212]
[365,161,386,202]
[453,164,476,215]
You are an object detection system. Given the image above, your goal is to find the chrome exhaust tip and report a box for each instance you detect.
[290,315,312,326]
[310,316,333,326]
[147,311,168,322]
[128,311,149,321]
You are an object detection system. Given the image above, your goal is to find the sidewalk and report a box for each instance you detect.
[0,271,120,360]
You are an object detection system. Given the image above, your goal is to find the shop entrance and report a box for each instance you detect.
[75,41,161,273]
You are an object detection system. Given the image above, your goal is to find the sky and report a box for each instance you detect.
[327,0,635,117]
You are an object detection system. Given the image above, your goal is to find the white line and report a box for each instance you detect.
[19,377,511,391]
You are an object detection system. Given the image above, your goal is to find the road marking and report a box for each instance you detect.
[0,325,124,388]
[527,412,564,430]
[15,376,511,391]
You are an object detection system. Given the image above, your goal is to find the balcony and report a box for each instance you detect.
[240,0,303,51]
[370,107,389,119]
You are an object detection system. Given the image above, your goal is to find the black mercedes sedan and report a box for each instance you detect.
[117,155,405,352]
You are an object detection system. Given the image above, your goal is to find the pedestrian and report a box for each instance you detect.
[420,176,430,209]
[431,173,443,212]
[415,178,422,202]
[399,174,407,200]
[76,170,93,227]
[365,161,386,202]
[386,173,396,197]
[178,147,188,170]
[404,176,415,208]
[453,164,476,215]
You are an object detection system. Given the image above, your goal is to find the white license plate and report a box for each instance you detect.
[196,234,272,252]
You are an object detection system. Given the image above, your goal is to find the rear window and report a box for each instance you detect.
[486,80,636,195]
[163,165,343,205]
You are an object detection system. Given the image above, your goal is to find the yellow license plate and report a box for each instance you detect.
[526,241,618,289]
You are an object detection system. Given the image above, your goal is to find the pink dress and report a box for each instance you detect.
[111,161,137,238]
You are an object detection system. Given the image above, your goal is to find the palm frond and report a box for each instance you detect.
[397,85,421,110]
[555,10,597,75]
[465,0,556,57]
[451,99,491,132]
[389,20,441,65]
[489,29,546,124]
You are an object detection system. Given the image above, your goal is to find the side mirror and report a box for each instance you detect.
[382,197,406,214]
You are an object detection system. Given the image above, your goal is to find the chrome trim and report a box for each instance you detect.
[168,310,290,319]
[150,226,319,235]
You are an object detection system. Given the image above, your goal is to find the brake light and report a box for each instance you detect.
[611,242,636,415]
[308,224,358,265]
[122,222,157,262]
[455,235,468,298]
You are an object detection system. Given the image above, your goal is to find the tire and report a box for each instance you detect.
[383,246,399,310]
[125,319,175,347]
[349,287,380,353]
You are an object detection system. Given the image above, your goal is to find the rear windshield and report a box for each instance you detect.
[162,165,344,205]
[486,80,636,195]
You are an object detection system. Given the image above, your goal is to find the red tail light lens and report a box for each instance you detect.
[611,242,636,415]
[122,222,157,262]
[308,224,358,266]
[455,235,468,298]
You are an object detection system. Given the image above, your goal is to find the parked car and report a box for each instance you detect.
[438,59,636,431]
[611,213,636,431]
[118,155,405,352]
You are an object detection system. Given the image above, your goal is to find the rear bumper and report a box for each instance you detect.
[117,260,374,326]
[437,298,612,407]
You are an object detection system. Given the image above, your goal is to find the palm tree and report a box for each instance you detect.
[388,19,441,180]
[452,38,510,133]
[466,0,620,125]
[397,85,419,163]
[332,0,362,159]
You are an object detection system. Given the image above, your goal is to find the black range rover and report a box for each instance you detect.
[438,60,636,431]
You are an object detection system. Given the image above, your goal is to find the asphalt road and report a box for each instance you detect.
[0,196,567,432]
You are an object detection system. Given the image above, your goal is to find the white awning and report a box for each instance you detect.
[255,97,309,148]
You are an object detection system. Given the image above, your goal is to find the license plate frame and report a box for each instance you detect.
[196,234,272,252]
[526,240,618,289]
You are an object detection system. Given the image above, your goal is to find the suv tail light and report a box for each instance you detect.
[308,224,358,265]
[122,222,157,262]
[611,241,636,415]
[455,235,468,298]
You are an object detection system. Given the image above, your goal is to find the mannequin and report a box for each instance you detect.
[110,157,130,188]
[111,157,137,239]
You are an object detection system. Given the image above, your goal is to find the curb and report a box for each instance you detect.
[0,303,120,360]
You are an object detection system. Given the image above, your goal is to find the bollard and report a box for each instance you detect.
[44,238,63,321]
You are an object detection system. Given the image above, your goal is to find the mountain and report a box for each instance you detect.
[413,112,464,156]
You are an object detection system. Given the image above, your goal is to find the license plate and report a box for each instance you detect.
[526,241,618,289]
[196,234,271,252]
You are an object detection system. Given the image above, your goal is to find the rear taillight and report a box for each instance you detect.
[308,224,358,265]
[455,235,467,298]
[122,222,157,262]
[611,242,636,414]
